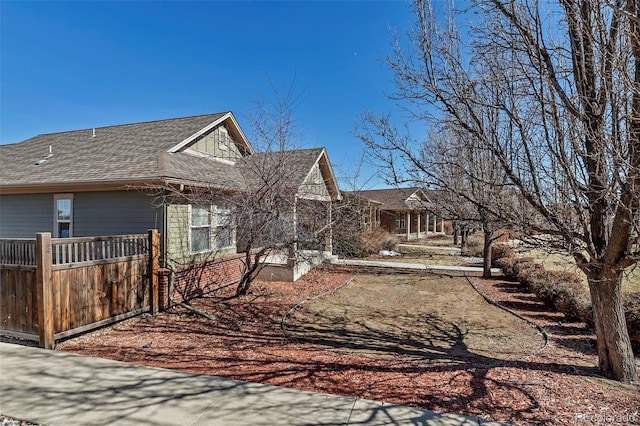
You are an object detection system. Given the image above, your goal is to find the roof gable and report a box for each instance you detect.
[236,148,341,201]
[166,112,252,156]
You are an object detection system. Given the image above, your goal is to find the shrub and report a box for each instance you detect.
[496,255,637,340]
[363,228,399,252]
[443,221,454,235]
[548,272,590,321]
[491,243,515,266]
[424,233,449,241]
[520,271,548,297]
[334,227,400,258]
[498,257,587,321]
[333,233,369,258]
[461,232,484,257]
[495,256,517,278]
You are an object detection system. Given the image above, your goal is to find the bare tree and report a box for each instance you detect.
[361,0,640,382]
[146,83,337,299]
[357,114,518,278]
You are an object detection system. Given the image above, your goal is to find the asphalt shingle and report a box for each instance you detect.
[0,113,228,186]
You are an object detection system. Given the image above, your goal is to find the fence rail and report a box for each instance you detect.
[51,234,149,265]
[0,239,37,266]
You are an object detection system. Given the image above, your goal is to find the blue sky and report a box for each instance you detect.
[1,1,414,188]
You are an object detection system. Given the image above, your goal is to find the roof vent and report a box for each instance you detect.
[92,128,96,138]
[35,146,53,165]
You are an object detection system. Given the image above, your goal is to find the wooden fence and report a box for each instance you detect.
[0,231,159,348]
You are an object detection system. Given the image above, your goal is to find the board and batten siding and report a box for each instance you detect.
[299,163,331,200]
[73,191,161,237]
[0,191,161,238]
[190,125,244,162]
[0,194,54,238]
[165,203,190,263]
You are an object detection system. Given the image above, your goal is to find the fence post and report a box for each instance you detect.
[148,229,160,315]
[36,232,54,349]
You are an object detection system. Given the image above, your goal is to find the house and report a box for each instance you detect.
[0,112,341,304]
[357,187,446,240]
[336,191,384,232]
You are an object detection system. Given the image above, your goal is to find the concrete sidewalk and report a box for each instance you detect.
[0,343,509,426]
[331,258,501,275]
[397,244,462,254]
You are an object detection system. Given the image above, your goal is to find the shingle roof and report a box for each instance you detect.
[359,187,432,211]
[236,148,341,200]
[157,152,246,191]
[0,114,341,200]
[0,113,228,187]
[237,148,322,189]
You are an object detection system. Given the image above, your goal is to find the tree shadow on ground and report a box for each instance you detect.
[52,269,632,426]
[2,343,444,426]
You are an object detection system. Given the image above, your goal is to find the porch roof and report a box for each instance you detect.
[358,187,434,211]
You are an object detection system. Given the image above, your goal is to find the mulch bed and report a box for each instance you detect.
[57,265,640,425]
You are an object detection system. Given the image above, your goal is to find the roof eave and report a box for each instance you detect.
[0,178,164,195]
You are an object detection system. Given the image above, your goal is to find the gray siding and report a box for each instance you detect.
[0,191,162,238]
[0,194,53,238]
[74,191,161,236]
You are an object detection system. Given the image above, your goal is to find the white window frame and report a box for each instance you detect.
[189,204,213,254]
[214,205,235,250]
[53,194,74,238]
[188,204,236,254]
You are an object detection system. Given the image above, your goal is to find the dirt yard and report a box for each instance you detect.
[57,264,640,425]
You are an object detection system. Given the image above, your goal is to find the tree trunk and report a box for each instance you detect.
[461,226,467,247]
[482,228,492,279]
[453,222,459,246]
[587,269,638,383]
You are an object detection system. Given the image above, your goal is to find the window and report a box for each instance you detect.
[190,205,211,253]
[189,204,236,253]
[54,194,73,238]
[395,212,406,230]
[215,205,234,249]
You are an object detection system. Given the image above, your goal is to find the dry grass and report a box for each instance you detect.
[286,271,545,361]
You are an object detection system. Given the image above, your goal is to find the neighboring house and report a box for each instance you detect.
[0,112,341,303]
[337,191,384,232]
[357,187,446,240]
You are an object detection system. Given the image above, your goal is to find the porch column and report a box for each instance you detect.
[441,217,445,233]
[433,215,437,233]
[289,196,297,267]
[369,205,374,230]
[324,201,333,253]
[406,211,411,240]
[425,213,430,234]
[417,212,421,239]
